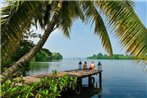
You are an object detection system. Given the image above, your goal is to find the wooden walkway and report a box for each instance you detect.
[21,69,102,88]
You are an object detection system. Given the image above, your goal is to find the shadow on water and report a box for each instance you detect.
[29,62,50,70]
[60,86,102,98]
[28,62,50,75]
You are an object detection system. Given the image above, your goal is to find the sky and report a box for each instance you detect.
[42,0,147,58]
[0,0,147,58]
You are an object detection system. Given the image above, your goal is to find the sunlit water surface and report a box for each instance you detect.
[28,58,147,98]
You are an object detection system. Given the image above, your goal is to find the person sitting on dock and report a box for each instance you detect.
[83,61,88,70]
[89,61,95,70]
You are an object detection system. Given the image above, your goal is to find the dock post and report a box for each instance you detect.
[78,78,82,86]
[99,72,102,89]
[88,75,92,87]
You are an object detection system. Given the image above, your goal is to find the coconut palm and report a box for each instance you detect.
[1,1,146,83]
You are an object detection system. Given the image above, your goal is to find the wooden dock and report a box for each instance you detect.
[22,69,102,88]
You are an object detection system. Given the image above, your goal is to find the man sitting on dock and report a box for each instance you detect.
[89,61,95,70]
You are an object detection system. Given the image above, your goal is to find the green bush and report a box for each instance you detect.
[1,75,77,98]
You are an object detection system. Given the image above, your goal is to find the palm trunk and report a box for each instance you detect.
[0,1,63,83]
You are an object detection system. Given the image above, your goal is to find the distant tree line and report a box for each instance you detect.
[87,53,135,60]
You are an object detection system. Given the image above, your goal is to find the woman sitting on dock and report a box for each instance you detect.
[89,61,95,70]
[83,61,88,70]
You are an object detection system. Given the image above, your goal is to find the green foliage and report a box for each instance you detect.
[11,40,34,62]
[35,49,51,62]
[1,81,35,98]
[87,53,135,60]
[52,70,57,75]
[1,40,34,75]
[51,52,63,60]
[34,50,63,62]
[2,40,34,67]
[1,75,77,98]
[98,53,103,58]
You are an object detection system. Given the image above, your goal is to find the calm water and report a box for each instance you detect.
[28,58,147,98]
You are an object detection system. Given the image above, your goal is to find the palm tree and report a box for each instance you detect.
[1,1,146,83]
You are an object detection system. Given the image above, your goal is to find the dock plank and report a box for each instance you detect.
[22,69,102,84]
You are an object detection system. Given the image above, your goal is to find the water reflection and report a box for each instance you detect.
[61,86,102,98]
[28,62,50,75]
[28,61,65,75]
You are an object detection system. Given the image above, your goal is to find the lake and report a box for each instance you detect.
[28,58,147,98]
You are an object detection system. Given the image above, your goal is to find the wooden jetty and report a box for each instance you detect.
[22,69,102,89]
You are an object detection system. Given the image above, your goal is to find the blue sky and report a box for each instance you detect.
[0,0,147,58]
[43,1,147,58]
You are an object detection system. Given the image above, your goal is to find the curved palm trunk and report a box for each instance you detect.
[0,1,63,83]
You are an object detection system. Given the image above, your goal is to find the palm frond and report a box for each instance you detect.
[97,1,147,59]
[82,1,113,56]
[33,1,52,29]
[1,1,43,65]
[59,1,84,38]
